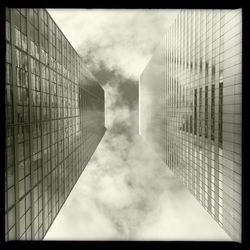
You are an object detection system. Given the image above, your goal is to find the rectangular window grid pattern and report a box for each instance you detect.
[139,9,241,242]
[5,8,106,240]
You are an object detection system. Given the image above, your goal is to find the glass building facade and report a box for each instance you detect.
[139,9,241,242]
[5,8,106,240]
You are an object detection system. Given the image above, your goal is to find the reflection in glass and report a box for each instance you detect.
[139,9,242,242]
[8,207,15,229]
[7,187,15,208]
[5,8,106,240]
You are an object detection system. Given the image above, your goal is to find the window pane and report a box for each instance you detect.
[8,225,16,240]
[15,28,21,47]
[6,8,10,21]
[14,9,20,27]
[28,9,33,23]
[25,175,30,193]
[6,63,11,84]
[8,207,15,229]
[7,187,15,208]
[205,85,208,138]
[19,197,25,218]
[18,161,24,180]
[26,209,31,227]
[25,159,30,175]
[19,215,25,236]
[219,82,223,148]
[5,85,12,106]
[21,15,27,34]
[21,34,27,51]
[194,89,197,135]
[6,43,11,63]
[25,193,31,210]
[199,87,202,137]
[21,8,26,16]
[19,179,25,198]
[211,84,215,140]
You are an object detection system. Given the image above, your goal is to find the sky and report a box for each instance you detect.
[44,9,231,241]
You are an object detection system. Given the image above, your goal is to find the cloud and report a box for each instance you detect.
[45,132,231,240]
[47,9,179,80]
[44,9,231,242]
[103,79,139,138]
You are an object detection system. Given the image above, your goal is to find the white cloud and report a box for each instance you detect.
[44,9,232,242]
[47,9,179,80]
[45,132,231,240]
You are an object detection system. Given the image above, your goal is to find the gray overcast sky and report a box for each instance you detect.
[44,9,231,241]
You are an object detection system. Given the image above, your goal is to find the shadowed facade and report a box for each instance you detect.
[139,9,241,242]
[5,8,106,240]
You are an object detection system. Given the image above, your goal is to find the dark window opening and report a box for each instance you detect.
[212,65,215,79]
[194,89,197,135]
[190,115,193,134]
[211,84,215,141]
[219,82,223,148]
[186,118,189,133]
[199,87,202,137]
[205,86,208,138]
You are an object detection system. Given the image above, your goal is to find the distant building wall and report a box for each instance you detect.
[5,8,106,240]
[139,9,241,242]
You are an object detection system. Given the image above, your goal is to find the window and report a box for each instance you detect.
[190,115,193,133]
[219,82,223,148]
[19,215,25,237]
[19,197,25,218]
[18,161,24,180]
[6,64,11,84]
[205,61,208,76]
[14,9,21,27]
[21,15,26,34]
[194,89,197,135]
[6,21,10,41]
[6,8,10,21]
[186,118,189,133]
[15,28,22,48]
[8,207,15,229]
[15,49,21,67]
[21,34,27,51]
[212,64,215,79]
[34,12,38,28]
[205,86,208,138]
[199,87,202,136]
[19,179,25,198]
[211,84,215,140]
[7,187,15,208]
[25,175,30,193]
[6,85,12,106]
[6,43,11,63]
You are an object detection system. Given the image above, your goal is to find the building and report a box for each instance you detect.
[139,9,241,242]
[5,8,106,240]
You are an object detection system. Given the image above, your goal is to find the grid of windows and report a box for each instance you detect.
[140,9,241,242]
[5,8,106,240]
